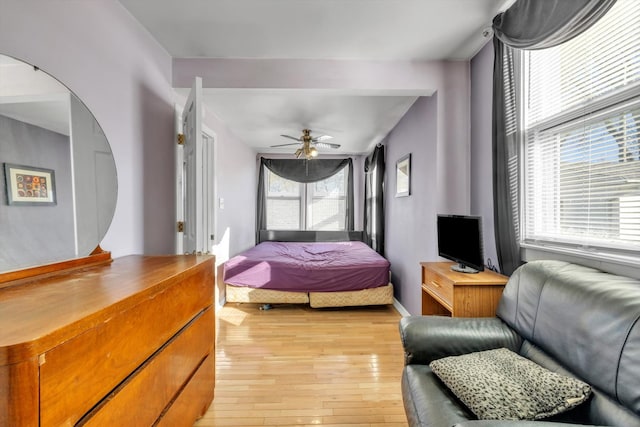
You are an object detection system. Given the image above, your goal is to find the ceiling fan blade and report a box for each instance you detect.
[312,135,333,142]
[280,134,301,142]
[315,142,341,149]
[271,142,301,148]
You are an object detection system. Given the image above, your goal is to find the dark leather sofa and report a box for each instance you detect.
[399,260,640,426]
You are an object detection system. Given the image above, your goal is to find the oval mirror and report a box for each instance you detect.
[0,54,117,272]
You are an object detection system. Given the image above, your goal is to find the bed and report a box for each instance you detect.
[223,230,393,308]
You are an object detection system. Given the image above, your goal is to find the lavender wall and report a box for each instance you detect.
[0,115,75,270]
[0,0,176,258]
[385,96,439,315]
[470,41,498,267]
[435,62,472,216]
[205,109,257,259]
[384,61,471,315]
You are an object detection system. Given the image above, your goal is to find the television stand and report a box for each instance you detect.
[421,262,509,317]
[451,263,479,274]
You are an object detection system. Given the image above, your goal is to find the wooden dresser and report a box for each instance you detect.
[0,255,215,427]
[421,262,509,317]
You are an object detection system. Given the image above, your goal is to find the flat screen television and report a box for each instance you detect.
[437,214,484,273]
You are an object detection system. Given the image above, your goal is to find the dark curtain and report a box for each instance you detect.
[493,0,617,50]
[491,0,618,275]
[363,145,385,255]
[256,158,354,243]
[262,158,351,184]
[492,37,521,277]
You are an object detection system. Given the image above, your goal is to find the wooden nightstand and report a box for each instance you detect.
[421,262,509,317]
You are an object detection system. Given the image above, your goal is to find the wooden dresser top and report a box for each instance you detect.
[421,261,509,285]
[0,255,214,364]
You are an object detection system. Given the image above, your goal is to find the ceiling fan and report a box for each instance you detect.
[271,129,341,159]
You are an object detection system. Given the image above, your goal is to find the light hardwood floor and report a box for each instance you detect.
[194,303,409,427]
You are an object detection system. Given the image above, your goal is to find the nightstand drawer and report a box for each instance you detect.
[420,262,509,317]
[423,270,453,305]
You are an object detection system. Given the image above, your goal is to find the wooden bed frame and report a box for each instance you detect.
[224,230,394,308]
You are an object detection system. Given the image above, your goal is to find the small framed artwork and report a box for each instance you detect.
[395,154,411,197]
[4,163,56,206]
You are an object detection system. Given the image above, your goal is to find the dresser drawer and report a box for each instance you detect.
[80,307,214,426]
[39,266,213,427]
[423,270,453,306]
[155,352,215,427]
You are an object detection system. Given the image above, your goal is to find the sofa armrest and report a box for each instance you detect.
[399,316,522,365]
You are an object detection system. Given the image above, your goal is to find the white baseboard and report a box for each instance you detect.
[393,298,411,317]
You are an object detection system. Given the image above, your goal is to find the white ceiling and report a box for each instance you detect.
[119,0,504,60]
[121,0,508,154]
[0,55,71,135]
[178,89,427,155]
[0,98,70,136]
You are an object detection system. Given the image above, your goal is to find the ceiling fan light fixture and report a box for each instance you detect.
[274,129,340,159]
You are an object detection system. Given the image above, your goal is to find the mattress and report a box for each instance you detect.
[223,241,390,293]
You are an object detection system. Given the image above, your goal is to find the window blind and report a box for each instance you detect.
[523,0,640,253]
[265,170,302,230]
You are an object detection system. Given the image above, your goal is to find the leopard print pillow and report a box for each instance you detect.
[429,348,591,420]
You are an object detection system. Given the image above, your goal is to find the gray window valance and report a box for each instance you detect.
[261,158,351,183]
[493,0,617,50]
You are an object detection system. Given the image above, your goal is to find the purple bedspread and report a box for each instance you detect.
[223,241,390,293]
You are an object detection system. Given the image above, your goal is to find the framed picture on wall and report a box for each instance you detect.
[4,163,56,206]
[395,154,411,197]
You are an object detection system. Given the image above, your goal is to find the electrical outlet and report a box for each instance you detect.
[219,197,224,209]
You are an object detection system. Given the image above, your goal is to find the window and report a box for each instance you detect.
[522,0,640,257]
[265,166,348,231]
[265,170,302,230]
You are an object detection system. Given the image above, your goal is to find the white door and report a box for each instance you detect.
[177,77,214,254]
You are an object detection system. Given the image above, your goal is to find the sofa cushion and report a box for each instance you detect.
[496,261,640,415]
[429,348,591,421]
[519,341,640,426]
